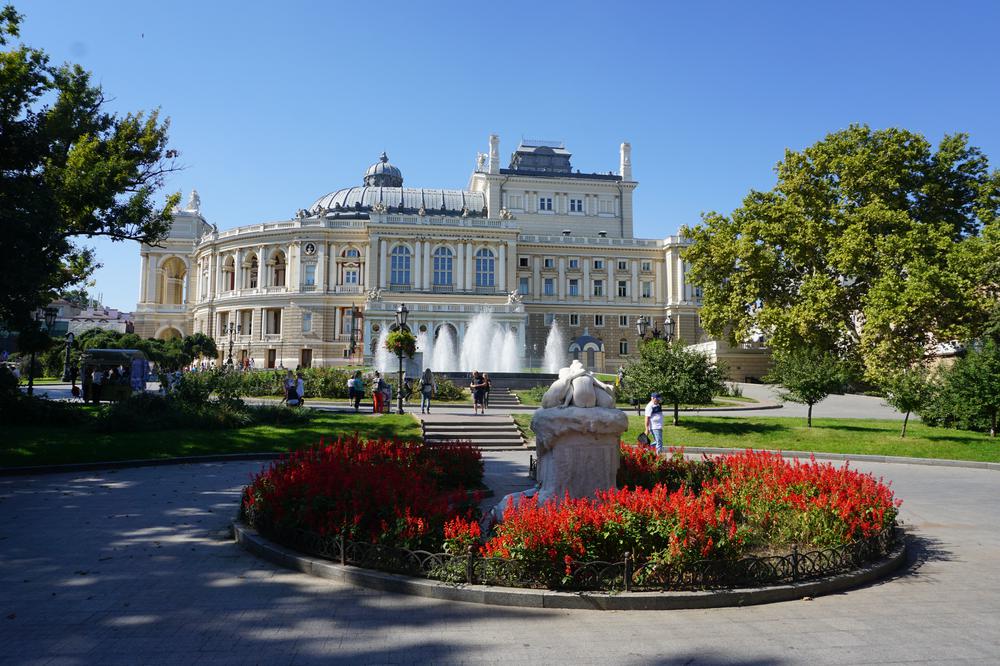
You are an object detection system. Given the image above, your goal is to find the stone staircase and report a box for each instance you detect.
[485,387,521,408]
[421,414,527,449]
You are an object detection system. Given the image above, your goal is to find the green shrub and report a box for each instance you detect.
[0,393,89,426]
[432,377,466,402]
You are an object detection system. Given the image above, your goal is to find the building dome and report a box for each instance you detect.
[363,152,403,187]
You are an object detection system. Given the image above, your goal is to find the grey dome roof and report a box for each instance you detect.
[364,152,403,187]
[310,187,486,217]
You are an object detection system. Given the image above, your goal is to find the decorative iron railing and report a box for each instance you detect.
[243,509,898,592]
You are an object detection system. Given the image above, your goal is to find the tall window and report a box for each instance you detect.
[544,313,555,326]
[619,315,628,327]
[569,259,579,269]
[618,280,628,297]
[569,198,583,212]
[266,309,282,334]
[620,340,628,355]
[225,256,235,291]
[544,278,555,296]
[570,314,579,326]
[544,258,554,268]
[475,248,495,288]
[344,248,360,258]
[617,260,628,271]
[304,264,316,286]
[539,197,553,211]
[593,279,604,297]
[433,247,453,286]
[594,314,604,327]
[568,279,579,296]
[273,253,286,287]
[593,259,604,270]
[519,277,529,294]
[344,269,359,284]
[641,261,652,272]
[248,257,258,288]
[302,311,312,333]
[641,281,652,298]
[390,246,411,285]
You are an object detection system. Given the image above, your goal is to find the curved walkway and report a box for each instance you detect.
[1,452,997,664]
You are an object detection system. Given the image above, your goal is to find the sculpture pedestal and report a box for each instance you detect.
[531,406,628,504]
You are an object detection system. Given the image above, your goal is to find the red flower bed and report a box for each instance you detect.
[479,446,900,569]
[241,436,482,551]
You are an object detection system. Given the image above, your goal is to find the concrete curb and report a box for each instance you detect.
[233,521,908,611]
[679,447,1000,472]
[0,452,286,477]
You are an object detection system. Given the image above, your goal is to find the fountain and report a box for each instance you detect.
[430,325,460,372]
[373,327,392,374]
[543,321,567,373]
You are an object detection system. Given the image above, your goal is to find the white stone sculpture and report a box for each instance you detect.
[365,287,382,302]
[489,361,627,524]
[506,290,523,305]
[185,189,201,213]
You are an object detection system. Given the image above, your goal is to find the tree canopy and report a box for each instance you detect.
[76,328,217,372]
[623,339,726,426]
[0,5,179,329]
[683,125,1000,379]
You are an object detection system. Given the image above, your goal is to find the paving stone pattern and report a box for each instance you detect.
[1,453,998,665]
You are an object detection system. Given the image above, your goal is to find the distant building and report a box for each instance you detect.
[132,135,754,375]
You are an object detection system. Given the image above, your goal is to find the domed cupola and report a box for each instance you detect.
[363,152,403,187]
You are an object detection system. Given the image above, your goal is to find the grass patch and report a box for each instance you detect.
[1,411,422,468]
[512,390,757,408]
[512,413,1000,463]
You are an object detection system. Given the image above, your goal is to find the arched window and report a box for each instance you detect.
[433,247,453,286]
[475,248,495,288]
[245,255,258,289]
[272,251,286,287]
[344,248,360,258]
[390,246,411,286]
[223,256,235,291]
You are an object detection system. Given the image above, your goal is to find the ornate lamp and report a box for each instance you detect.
[44,307,58,329]
[635,315,648,338]
[394,303,410,415]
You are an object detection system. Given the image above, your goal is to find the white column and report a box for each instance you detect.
[257,245,265,290]
[208,252,216,299]
[363,238,373,288]
[379,239,388,287]
[497,243,506,292]
[676,254,685,302]
[317,243,327,293]
[334,306,342,340]
[583,258,590,302]
[607,259,614,303]
[235,248,244,291]
[413,241,422,290]
[532,256,541,299]
[455,243,465,290]
[139,253,149,303]
[423,242,431,287]
[631,259,639,303]
[655,259,663,303]
[327,244,337,290]
[465,242,474,288]
[557,257,566,302]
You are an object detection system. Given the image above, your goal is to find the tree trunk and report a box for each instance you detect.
[901,411,910,438]
[992,410,997,438]
[807,403,813,428]
[673,401,679,426]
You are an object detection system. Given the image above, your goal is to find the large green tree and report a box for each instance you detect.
[0,5,179,330]
[683,125,1000,379]
[623,339,727,426]
[765,347,846,428]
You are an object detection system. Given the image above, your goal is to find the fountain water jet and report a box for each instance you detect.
[543,321,567,373]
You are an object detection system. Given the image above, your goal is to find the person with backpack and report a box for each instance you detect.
[372,371,386,414]
[419,368,436,414]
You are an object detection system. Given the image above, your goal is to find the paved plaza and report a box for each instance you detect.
[1,450,997,665]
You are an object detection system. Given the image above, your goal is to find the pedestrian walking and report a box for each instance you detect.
[644,392,664,455]
[350,370,364,412]
[419,368,436,414]
[482,372,491,410]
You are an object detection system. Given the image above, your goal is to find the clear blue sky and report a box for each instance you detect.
[17,0,1000,311]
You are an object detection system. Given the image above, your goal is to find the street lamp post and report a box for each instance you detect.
[636,314,675,344]
[226,322,241,366]
[394,303,409,415]
[27,307,58,396]
[61,331,75,382]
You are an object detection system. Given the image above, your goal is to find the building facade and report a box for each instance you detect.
[133,136,710,373]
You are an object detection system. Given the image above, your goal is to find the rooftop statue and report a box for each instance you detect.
[185,189,201,213]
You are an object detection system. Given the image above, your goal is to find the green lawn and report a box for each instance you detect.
[512,390,758,408]
[1,411,422,468]
[512,413,1000,463]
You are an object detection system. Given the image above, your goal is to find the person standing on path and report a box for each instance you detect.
[419,368,436,414]
[295,373,305,408]
[372,371,385,414]
[350,370,364,412]
[470,371,487,415]
[644,392,664,455]
[482,373,491,409]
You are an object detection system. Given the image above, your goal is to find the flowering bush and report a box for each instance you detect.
[483,447,900,574]
[242,436,482,551]
[385,329,417,358]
